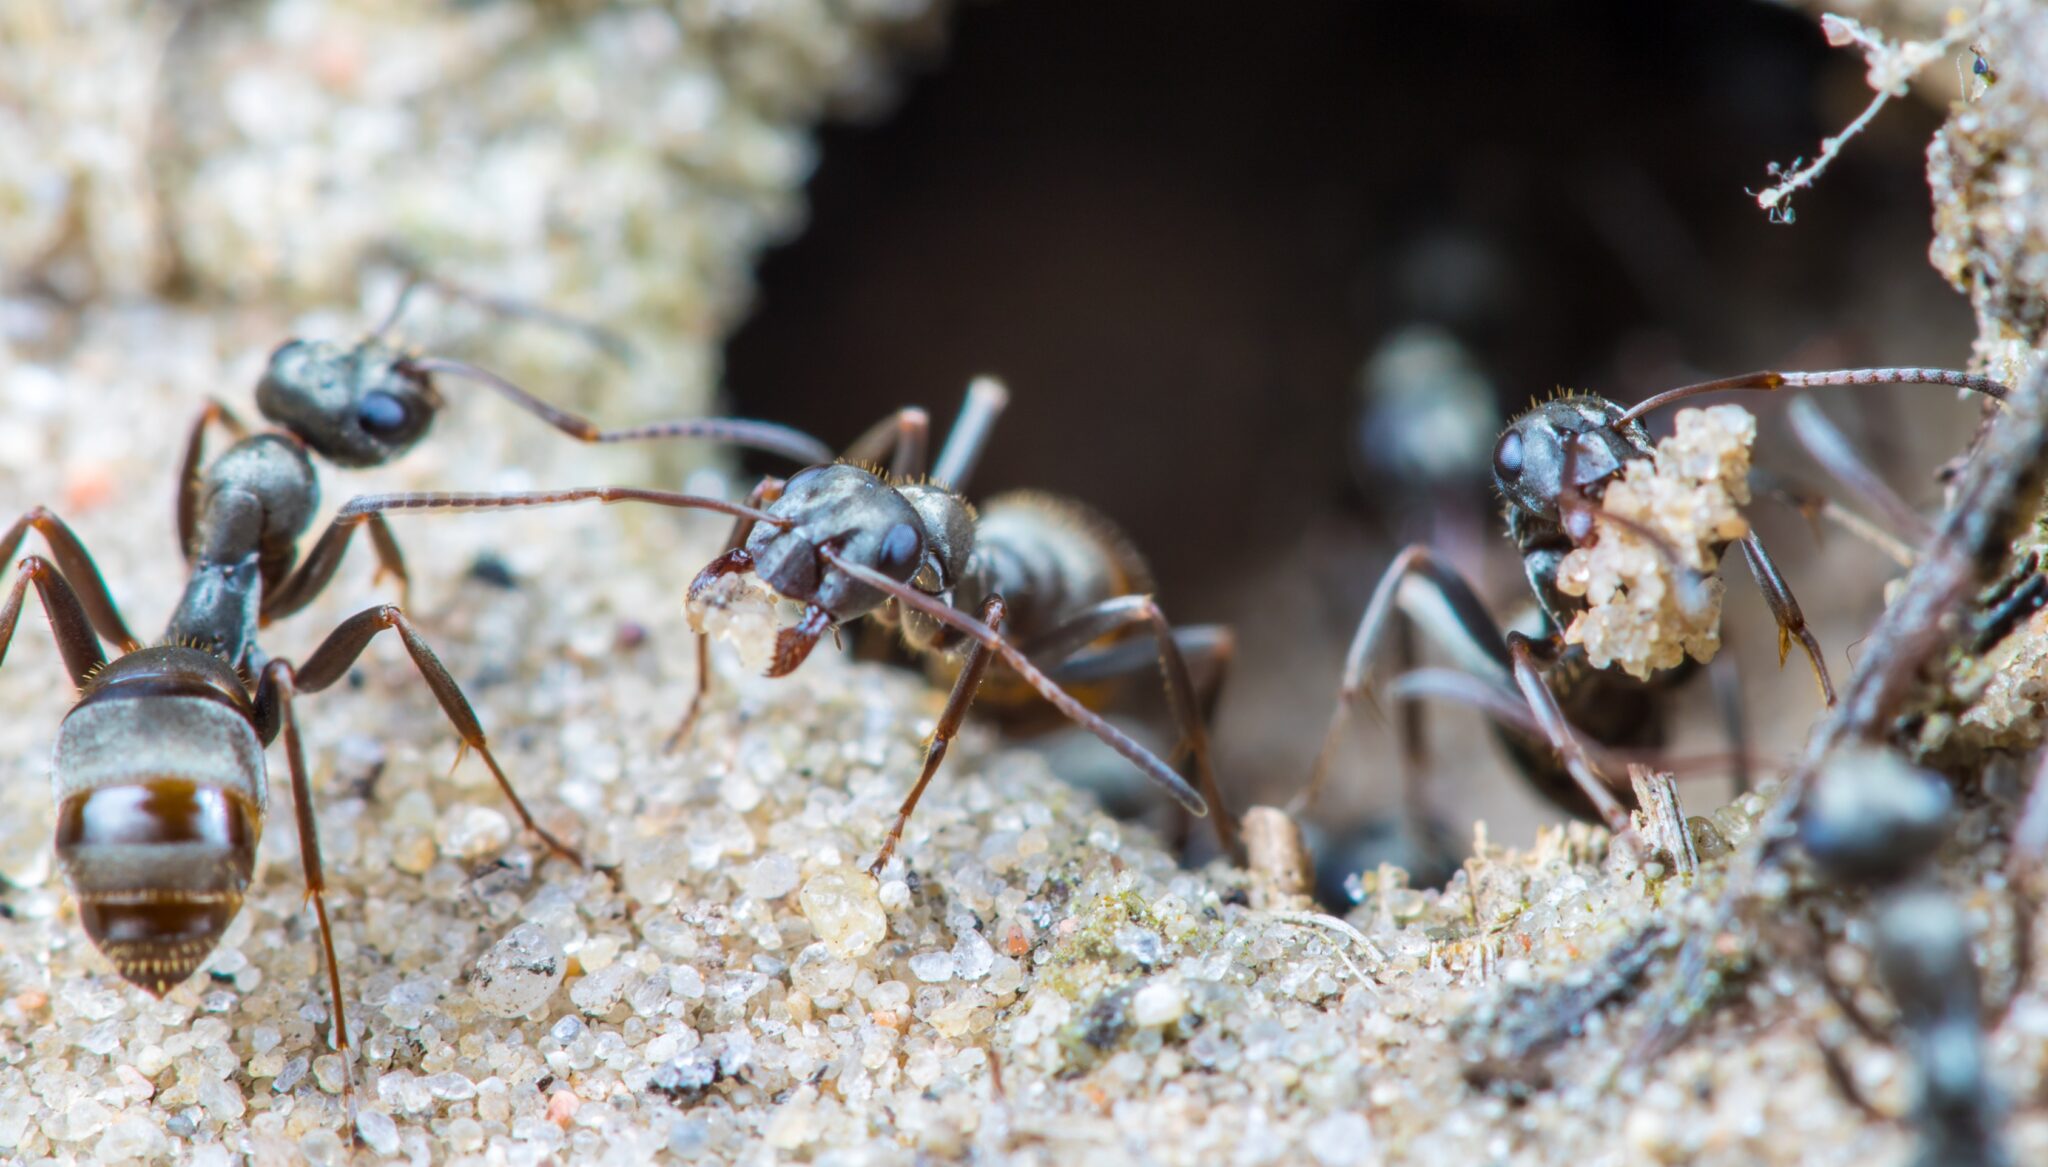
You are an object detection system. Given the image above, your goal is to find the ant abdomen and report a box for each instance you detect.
[51,648,265,996]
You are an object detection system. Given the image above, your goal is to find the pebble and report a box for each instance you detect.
[472,923,567,1018]
[799,869,888,958]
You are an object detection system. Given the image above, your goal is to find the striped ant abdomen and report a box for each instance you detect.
[51,647,265,997]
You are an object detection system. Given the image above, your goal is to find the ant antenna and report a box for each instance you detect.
[339,487,794,530]
[1616,368,2010,426]
[363,249,639,367]
[406,357,833,466]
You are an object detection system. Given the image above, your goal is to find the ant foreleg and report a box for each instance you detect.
[290,603,583,866]
[929,377,1010,492]
[261,511,410,623]
[868,595,1007,876]
[0,508,139,651]
[841,408,931,480]
[1736,531,1836,706]
[251,659,359,1140]
[406,358,834,466]
[0,555,111,687]
[1505,633,1637,843]
[1020,599,1239,858]
[332,486,792,756]
[177,398,249,560]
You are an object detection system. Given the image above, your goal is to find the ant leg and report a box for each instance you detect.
[868,595,1007,875]
[1616,367,2011,424]
[331,485,791,746]
[1709,650,1753,796]
[1752,470,1917,569]
[1039,619,1240,858]
[671,475,787,750]
[1505,633,1636,840]
[1013,598,1238,854]
[261,511,410,623]
[1302,545,1510,814]
[0,556,110,687]
[1815,1027,1893,1122]
[290,604,583,866]
[1381,668,1635,779]
[841,408,931,480]
[1970,550,2048,655]
[1050,624,1235,736]
[176,398,248,560]
[366,246,637,365]
[1785,397,1933,549]
[820,547,1211,819]
[406,358,831,466]
[0,508,138,651]
[1735,531,1836,706]
[930,377,1010,492]
[250,660,358,1138]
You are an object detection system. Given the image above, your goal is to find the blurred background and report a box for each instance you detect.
[721,0,1983,868]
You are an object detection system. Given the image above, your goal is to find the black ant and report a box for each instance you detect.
[0,278,828,1136]
[339,378,1239,872]
[1798,746,2023,1167]
[177,273,829,626]
[1298,366,2012,858]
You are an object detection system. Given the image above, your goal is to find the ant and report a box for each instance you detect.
[1798,747,2023,1167]
[340,377,1240,872]
[177,272,830,625]
[0,277,829,1134]
[1297,366,2012,858]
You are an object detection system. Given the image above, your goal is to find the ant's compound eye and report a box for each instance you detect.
[875,522,922,578]
[357,391,418,440]
[1492,429,1525,480]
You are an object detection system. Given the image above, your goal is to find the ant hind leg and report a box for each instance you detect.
[0,555,111,687]
[1016,596,1239,859]
[289,604,583,866]
[251,660,359,1137]
[0,508,138,651]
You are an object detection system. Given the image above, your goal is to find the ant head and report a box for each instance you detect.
[1491,395,1652,521]
[746,464,933,618]
[256,339,442,468]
